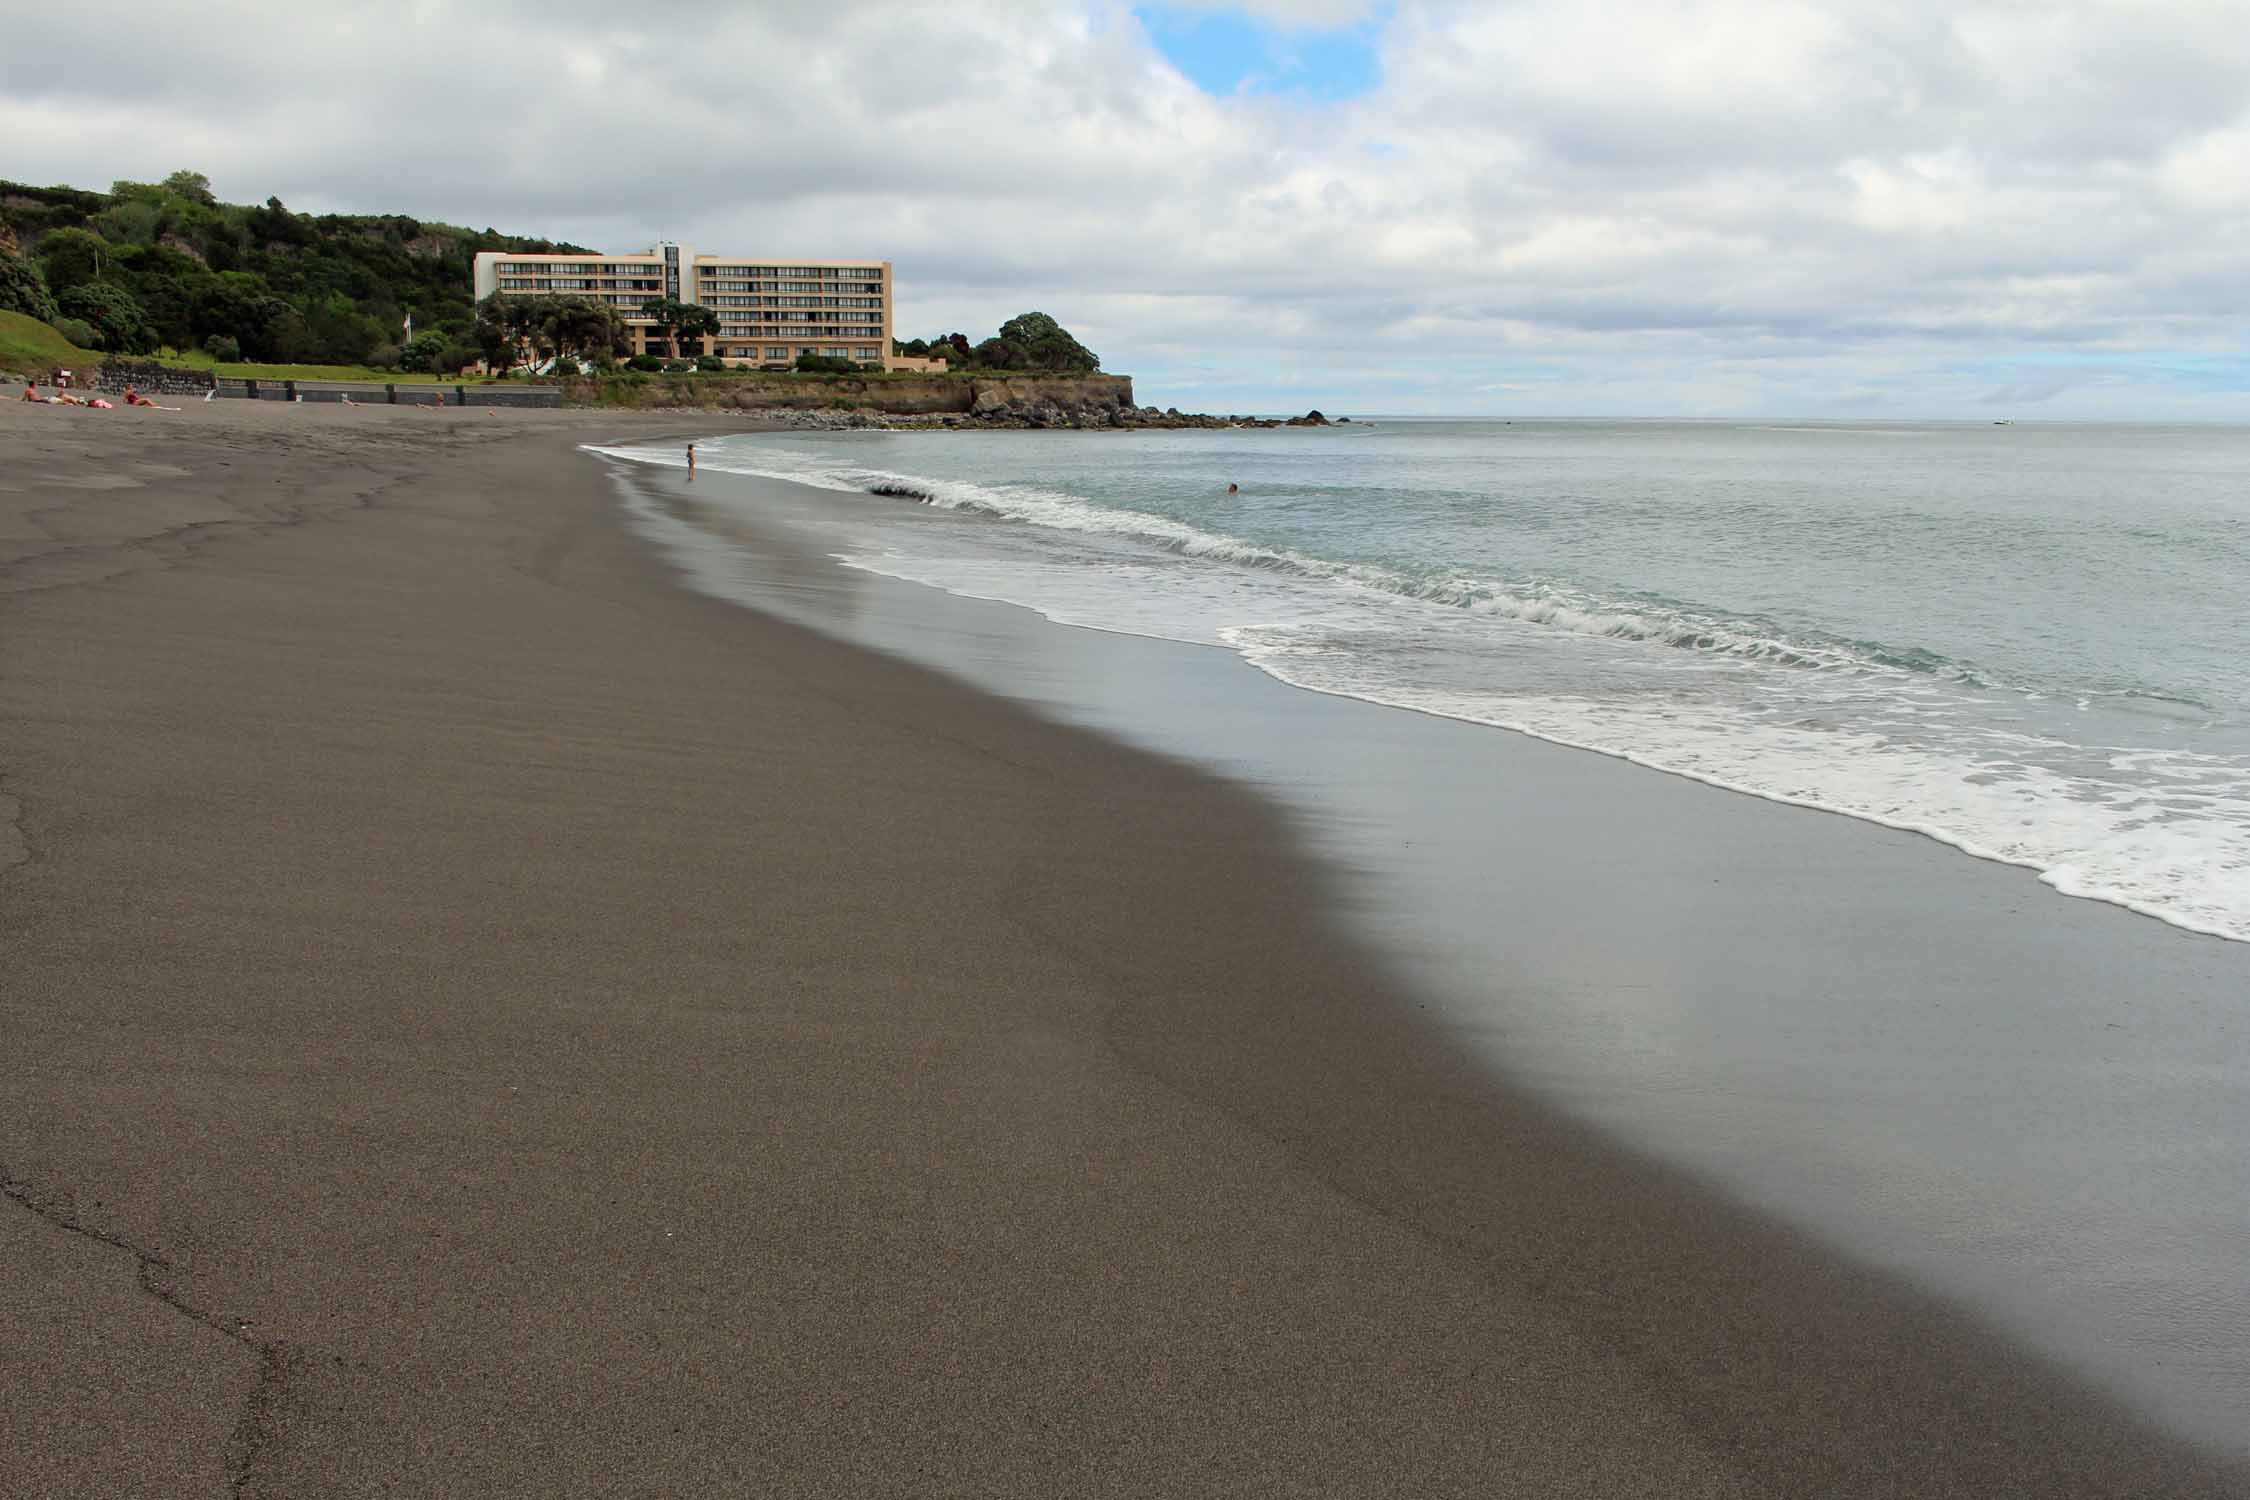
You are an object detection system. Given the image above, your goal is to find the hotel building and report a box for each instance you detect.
[470,243,895,369]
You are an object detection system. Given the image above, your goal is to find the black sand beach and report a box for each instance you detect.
[3,401,2244,1497]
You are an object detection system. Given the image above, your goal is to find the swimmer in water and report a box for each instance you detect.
[1226,482,1239,495]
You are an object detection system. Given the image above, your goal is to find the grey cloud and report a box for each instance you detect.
[4,0,2248,414]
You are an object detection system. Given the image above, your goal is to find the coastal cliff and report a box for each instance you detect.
[553,372,1330,428]
[563,372,1136,422]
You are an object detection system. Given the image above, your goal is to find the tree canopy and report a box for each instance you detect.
[0,171,590,362]
[57,282,156,354]
[0,245,59,322]
[905,314,1099,373]
[637,297,721,359]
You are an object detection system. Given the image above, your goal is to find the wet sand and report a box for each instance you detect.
[2,400,2243,1497]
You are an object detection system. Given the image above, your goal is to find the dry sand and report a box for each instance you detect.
[2,399,2242,1497]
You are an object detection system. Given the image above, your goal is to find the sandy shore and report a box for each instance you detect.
[2,400,2243,1497]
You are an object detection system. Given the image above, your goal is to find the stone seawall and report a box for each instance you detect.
[218,379,561,408]
[95,358,216,395]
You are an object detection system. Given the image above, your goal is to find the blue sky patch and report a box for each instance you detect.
[1136,5,1384,101]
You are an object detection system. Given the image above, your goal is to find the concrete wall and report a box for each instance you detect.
[218,380,561,408]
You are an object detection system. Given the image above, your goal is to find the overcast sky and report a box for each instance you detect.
[6,1,2248,417]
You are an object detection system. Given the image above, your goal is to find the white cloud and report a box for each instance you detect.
[1,0,2246,415]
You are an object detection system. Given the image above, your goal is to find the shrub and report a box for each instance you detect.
[50,316,100,348]
[794,353,859,375]
[58,283,157,354]
[695,354,726,372]
[364,342,400,371]
[398,329,451,373]
[662,359,693,374]
[203,333,243,362]
[626,354,663,372]
[0,247,58,322]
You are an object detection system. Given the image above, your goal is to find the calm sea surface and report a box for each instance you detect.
[615,419,2250,942]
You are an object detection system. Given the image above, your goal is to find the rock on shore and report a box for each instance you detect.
[560,371,1345,430]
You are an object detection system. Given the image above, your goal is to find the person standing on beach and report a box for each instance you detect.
[687,443,696,480]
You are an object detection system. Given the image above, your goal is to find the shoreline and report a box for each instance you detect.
[3,401,2244,1495]
[606,444,2250,1454]
[610,426,2250,947]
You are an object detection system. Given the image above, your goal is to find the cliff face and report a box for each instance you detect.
[562,372,1135,418]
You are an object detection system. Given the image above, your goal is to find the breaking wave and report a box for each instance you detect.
[592,439,1989,686]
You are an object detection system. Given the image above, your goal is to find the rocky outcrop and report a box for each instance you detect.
[554,372,1346,430]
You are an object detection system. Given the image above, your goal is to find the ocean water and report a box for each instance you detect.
[588,422,2250,1452]
[601,420,2250,942]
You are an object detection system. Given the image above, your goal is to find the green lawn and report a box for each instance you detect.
[1,315,470,384]
[0,309,102,373]
[154,346,462,383]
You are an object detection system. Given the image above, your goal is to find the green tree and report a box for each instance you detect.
[57,283,156,353]
[675,304,719,358]
[474,293,520,370]
[36,227,113,293]
[399,330,451,372]
[203,333,242,363]
[0,245,58,321]
[51,317,99,349]
[162,170,216,205]
[636,296,679,356]
[302,292,384,364]
[997,311,1100,372]
[637,297,720,359]
[94,199,162,246]
[189,273,300,360]
[539,294,621,359]
[191,272,268,350]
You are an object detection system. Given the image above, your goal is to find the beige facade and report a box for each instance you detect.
[471,243,895,370]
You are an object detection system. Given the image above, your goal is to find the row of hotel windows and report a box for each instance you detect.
[711,331,882,343]
[704,266,883,279]
[496,263,658,276]
[701,281,884,295]
[718,320,882,331]
[496,278,662,293]
[496,290,884,324]
[709,346,883,360]
[702,301,886,312]
[498,280,883,303]
[494,263,882,280]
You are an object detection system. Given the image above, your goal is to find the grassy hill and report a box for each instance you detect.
[0,308,456,384]
[1,171,586,370]
[0,308,101,372]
